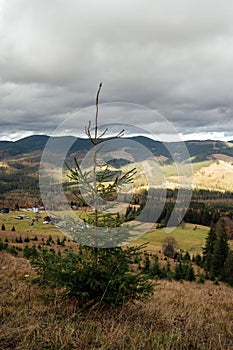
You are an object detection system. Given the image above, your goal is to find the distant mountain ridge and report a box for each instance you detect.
[1,135,233,200]
[0,135,90,159]
[1,134,233,163]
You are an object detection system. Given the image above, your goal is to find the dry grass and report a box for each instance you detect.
[163,159,233,191]
[0,252,233,350]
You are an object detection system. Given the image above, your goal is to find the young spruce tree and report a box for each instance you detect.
[66,82,137,248]
[31,83,153,306]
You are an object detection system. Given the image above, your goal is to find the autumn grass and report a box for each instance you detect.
[162,159,233,191]
[1,252,233,349]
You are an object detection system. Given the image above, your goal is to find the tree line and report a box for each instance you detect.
[201,219,233,286]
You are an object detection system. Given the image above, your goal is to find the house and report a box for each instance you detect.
[32,206,39,213]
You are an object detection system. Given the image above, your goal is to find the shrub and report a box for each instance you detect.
[162,236,177,258]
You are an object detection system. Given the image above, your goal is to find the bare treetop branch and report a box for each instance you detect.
[95,82,103,143]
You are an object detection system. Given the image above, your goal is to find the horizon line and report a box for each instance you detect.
[0,132,232,143]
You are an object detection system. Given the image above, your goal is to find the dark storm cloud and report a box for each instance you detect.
[1,0,233,140]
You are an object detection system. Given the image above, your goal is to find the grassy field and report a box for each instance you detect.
[0,209,91,235]
[2,211,233,254]
[1,213,209,253]
[0,251,233,349]
[0,211,60,235]
[133,223,210,255]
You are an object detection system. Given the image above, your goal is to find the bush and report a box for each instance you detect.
[162,236,177,258]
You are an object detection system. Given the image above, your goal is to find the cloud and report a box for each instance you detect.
[0,0,233,140]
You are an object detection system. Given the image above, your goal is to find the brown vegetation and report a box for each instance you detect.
[1,252,233,349]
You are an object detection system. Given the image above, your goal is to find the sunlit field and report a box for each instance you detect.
[132,223,210,255]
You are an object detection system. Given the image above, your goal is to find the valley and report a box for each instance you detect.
[1,134,233,349]
[1,136,233,205]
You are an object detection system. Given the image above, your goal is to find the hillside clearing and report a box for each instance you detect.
[133,223,210,255]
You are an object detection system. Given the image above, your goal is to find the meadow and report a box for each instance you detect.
[0,251,233,349]
[2,210,233,254]
[0,211,210,254]
[0,211,60,235]
[131,223,209,255]
[1,209,233,349]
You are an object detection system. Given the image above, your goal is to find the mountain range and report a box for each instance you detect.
[1,135,233,201]
[1,134,233,163]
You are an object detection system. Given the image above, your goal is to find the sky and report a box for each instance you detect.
[0,0,233,141]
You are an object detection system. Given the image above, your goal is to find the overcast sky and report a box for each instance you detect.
[1,0,233,141]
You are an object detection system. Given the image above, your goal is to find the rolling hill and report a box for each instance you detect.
[1,135,233,202]
[1,135,233,162]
